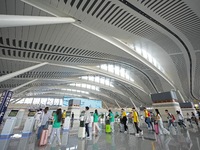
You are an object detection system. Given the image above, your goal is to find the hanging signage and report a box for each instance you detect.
[0,90,13,124]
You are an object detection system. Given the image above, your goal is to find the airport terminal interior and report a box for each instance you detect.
[0,0,200,150]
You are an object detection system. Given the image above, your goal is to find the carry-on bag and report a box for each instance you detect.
[39,129,48,146]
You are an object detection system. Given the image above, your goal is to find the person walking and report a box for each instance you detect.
[84,106,91,138]
[155,109,170,135]
[191,112,199,127]
[93,109,100,135]
[176,110,186,129]
[37,107,51,139]
[49,108,62,145]
[165,109,176,130]
[108,110,115,133]
[121,109,128,133]
[144,108,153,130]
[132,107,143,137]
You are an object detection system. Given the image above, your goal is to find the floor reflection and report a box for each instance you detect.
[1,124,200,150]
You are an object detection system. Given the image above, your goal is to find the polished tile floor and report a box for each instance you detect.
[0,122,200,150]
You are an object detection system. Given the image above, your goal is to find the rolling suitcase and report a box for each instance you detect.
[154,123,159,134]
[106,124,111,133]
[39,129,48,146]
[105,119,111,133]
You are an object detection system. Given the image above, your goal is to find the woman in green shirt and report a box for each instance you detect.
[49,108,62,145]
[93,109,100,135]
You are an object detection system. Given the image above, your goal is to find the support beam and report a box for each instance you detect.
[12,98,23,104]
[0,62,48,83]
[115,100,121,109]
[0,15,75,28]
[102,101,109,110]
[12,87,32,98]
[10,79,37,92]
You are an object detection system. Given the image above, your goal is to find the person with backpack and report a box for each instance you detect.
[176,110,186,129]
[132,107,143,137]
[155,109,170,135]
[48,108,62,145]
[165,109,176,130]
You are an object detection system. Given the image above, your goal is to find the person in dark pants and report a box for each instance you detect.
[132,107,143,137]
[121,109,128,133]
[71,112,74,127]
[84,106,91,138]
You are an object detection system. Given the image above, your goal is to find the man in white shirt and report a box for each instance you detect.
[84,106,91,138]
[37,107,52,139]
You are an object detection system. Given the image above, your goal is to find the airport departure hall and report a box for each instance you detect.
[0,0,200,150]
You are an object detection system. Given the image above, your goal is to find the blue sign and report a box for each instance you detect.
[0,91,13,124]
[63,97,102,108]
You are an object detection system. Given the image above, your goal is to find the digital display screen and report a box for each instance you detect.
[8,110,18,117]
[63,97,102,108]
[28,111,36,117]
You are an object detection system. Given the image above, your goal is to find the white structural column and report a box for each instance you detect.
[10,79,37,92]
[0,15,75,28]
[0,62,48,83]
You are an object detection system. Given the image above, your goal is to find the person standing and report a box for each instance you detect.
[108,110,115,133]
[155,109,170,135]
[71,112,75,128]
[121,109,128,133]
[37,107,51,139]
[49,108,62,145]
[165,109,176,130]
[71,112,74,121]
[93,109,100,135]
[132,107,143,137]
[84,106,91,138]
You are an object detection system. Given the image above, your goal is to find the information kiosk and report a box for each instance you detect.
[1,110,18,137]
[63,111,71,131]
[15,109,25,128]
[22,111,36,136]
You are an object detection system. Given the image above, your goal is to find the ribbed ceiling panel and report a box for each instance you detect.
[137,0,200,50]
